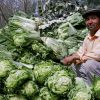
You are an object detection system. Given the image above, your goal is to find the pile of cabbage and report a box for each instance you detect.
[0,12,99,100]
[0,59,94,100]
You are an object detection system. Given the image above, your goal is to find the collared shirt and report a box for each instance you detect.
[77,29,100,61]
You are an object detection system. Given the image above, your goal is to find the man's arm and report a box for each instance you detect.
[61,53,80,65]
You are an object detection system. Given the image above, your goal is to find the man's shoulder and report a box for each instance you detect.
[95,29,100,37]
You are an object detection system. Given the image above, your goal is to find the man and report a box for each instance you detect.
[61,9,100,86]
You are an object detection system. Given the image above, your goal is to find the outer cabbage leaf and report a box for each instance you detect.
[64,37,78,48]
[8,95,27,100]
[9,15,37,32]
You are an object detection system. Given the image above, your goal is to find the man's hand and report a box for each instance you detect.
[61,56,75,65]
[61,53,80,65]
[81,56,88,63]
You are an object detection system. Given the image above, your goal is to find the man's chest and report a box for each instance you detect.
[85,37,100,52]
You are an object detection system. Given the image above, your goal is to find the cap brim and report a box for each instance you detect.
[82,9,100,18]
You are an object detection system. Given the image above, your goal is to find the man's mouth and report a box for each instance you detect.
[87,24,96,30]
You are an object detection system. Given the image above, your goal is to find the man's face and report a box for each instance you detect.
[85,14,100,32]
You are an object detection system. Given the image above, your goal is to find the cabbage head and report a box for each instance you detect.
[12,29,39,47]
[47,70,72,94]
[72,91,92,100]
[39,87,59,100]
[13,33,34,47]
[0,44,13,60]
[32,40,51,60]
[68,77,92,100]
[13,34,26,47]
[33,61,62,84]
[19,51,35,64]
[20,80,39,97]
[0,60,14,78]
[5,69,30,92]
[93,77,100,99]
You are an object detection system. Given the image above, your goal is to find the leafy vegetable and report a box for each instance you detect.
[5,69,30,92]
[0,44,13,61]
[47,70,72,94]
[39,87,59,100]
[93,77,100,99]
[32,40,52,60]
[58,22,77,39]
[68,77,92,100]
[13,34,27,47]
[33,61,62,84]
[19,51,35,64]
[41,37,68,59]
[71,91,92,100]
[67,12,84,27]
[68,46,78,55]
[0,60,14,79]
[12,30,40,47]
[64,37,78,48]
[20,80,39,97]
[9,15,37,32]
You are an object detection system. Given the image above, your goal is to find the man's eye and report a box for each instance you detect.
[85,18,89,21]
[91,17,95,19]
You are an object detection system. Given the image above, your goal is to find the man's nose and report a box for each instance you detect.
[88,19,93,23]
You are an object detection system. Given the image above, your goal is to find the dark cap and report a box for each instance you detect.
[82,9,100,19]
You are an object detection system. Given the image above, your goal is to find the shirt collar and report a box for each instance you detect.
[87,29,100,40]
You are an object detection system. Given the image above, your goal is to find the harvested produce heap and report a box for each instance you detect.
[0,12,99,100]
